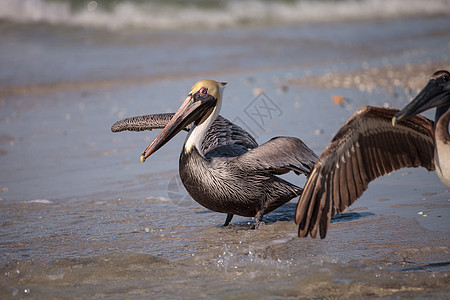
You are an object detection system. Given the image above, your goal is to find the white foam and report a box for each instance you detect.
[146,196,170,203]
[27,199,53,204]
[1,0,449,30]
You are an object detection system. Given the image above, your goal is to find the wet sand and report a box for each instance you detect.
[0,15,449,299]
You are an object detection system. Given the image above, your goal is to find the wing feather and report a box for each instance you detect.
[332,161,341,214]
[297,169,317,236]
[345,148,357,207]
[310,173,328,239]
[303,170,322,237]
[350,145,364,199]
[324,168,335,238]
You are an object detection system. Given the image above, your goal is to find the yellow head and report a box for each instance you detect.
[189,80,227,102]
[140,79,227,161]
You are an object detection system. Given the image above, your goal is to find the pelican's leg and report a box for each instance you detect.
[251,210,264,229]
[223,213,234,226]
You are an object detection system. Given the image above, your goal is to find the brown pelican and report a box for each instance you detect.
[112,80,317,227]
[295,70,450,239]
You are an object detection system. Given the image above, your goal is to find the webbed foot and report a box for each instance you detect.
[250,211,264,229]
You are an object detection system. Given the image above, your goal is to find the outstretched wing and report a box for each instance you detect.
[111,113,258,155]
[235,136,318,177]
[111,113,178,132]
[295,106,435,239]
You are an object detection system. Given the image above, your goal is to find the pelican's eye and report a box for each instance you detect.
[442,74,449,82]
[193,87,209,101]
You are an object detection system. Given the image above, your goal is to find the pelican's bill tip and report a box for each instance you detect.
[140,155,146,163]
[391,116,398,126]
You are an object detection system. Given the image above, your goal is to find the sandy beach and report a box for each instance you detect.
[0,0,449,298]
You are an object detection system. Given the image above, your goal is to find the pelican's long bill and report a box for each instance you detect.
[140,91,217,162]
[393,70,450,126]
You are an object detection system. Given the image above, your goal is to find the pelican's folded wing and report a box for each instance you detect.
[236,136,318,176]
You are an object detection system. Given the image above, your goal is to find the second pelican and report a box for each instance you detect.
[296,70,450,239]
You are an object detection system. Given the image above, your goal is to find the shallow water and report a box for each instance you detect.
[0,13,449,299]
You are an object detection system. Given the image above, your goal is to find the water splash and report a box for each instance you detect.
[215,243,294,278]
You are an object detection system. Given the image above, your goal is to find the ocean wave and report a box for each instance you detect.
[1,0,450,30]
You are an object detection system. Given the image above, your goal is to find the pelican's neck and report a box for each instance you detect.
[184,98,222,157]
[434,107,450,188]
[435,104,450,144]
[435,103,450,123]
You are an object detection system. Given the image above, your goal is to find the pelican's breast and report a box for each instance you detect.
[179,147,259,216]
[434,138,450,188]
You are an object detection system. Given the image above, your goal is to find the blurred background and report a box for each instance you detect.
[0,0,449,298]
